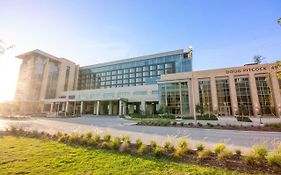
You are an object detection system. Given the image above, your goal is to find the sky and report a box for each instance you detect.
[0,0,280,102]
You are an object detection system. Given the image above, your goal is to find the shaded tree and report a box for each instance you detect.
[253,55,265,64]
[0,40,15,55]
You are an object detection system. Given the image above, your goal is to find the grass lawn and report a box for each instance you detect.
[0,136,249,175]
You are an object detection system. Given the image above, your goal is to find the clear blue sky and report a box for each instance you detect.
[0,0,280,101]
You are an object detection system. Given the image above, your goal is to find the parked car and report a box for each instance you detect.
[175,115,183,121]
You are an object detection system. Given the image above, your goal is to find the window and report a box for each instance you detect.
[235,77,253,116]
[124,69,129,74]
[256,76,275,115]
[133,91,147,95]
[216,79,232,116]
[136,67,142,72]
[64,66,70,91]
[198,79,212,113]
[143,72,149,77]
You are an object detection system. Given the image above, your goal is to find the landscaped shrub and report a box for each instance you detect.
[174,139,190,157]
[58,133,69,143]
[198,149,213,159]
[172,121,177,126]
[101,141,111,149]
[214,143,226,154]
[265,123,281,129]
[135,139,143,149]
[111,137,121,149]
[218,149,233,160]
[137,144,147,155]
[235,149,242,156]
[153,147,163,157]
[266,143,281,166]
[69,133,80,144]
[122,136,131,144]
[103,134,111,142]
[196,143,204,151]
[85,132,92,139]
[119,141,130,153]
[150,140,157,149]
[93,135,101,142]
[244,145,268,164]
[196,114,218,120]
[163,141,175,153]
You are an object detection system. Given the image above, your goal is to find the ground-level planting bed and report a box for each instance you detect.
[0,136,245,175]
[136,120,281,132]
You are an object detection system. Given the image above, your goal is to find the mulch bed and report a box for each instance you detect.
[136,123,281,132]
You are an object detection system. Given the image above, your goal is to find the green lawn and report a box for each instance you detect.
[0,136,248,175]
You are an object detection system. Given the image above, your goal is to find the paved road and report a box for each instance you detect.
[1,115,281,152]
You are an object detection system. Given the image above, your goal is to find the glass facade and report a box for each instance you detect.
[235,77,253,116]
[198,79,212,112]
[159,82,189,115]
[45,61,59,99]
[255,76,275,115]
[216,79,232,116]
[30,57,46,100]
[78,53,191,90]
[64,66,70,91]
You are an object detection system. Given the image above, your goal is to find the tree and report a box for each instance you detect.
[0,40,15,55]
[195,104,204,115]
[278,18,281,26]
[253,55,265,64]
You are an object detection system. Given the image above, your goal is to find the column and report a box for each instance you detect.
[50,103,53,113]
[119,100,122,115]
[73,101,76,115]
[270,72,281,116]
[249,73,260,116]
[80,101,83,114]
[62,103,65,111]
[229,75,238,116]
[108,101,113,115]
[190,77,199,117]
[210,77,218,113]
[96,101,100,115]
[140,101,145,115]
[65,101,69,116]
[123,101,127,115]
[179,82,183,115]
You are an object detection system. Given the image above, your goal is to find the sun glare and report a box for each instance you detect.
[0,54,20,102]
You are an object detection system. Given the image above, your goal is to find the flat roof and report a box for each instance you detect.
[80,49,185,70]
[16,49,75,64]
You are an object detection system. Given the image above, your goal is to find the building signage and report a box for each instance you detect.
[226,63,281,74]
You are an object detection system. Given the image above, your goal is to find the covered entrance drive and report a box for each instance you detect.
[45,98,129,116]
[44,99,158,116]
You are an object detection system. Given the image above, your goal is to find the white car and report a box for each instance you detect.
[175,115,183,121]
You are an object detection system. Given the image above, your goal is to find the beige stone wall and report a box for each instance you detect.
[14,50,78,114]
[159,62,281,117]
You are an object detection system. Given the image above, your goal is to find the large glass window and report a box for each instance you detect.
[256,76,275,115]
[198,79,212,113]
[64,66,70,91]
[216,79,232,116]
[77,52,192,90]
[235,77,253,116]
[159,82,189,115]
[45,61,59,99]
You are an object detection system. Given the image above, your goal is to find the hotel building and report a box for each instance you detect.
[14,49,281,117]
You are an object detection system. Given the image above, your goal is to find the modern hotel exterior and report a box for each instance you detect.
[14,48,281,117]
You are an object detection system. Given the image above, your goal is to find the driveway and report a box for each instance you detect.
[1,115,281,152]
